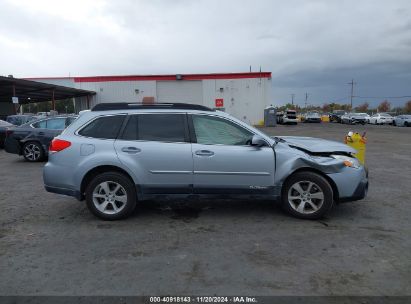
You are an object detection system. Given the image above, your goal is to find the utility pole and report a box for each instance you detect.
[291,94,295,106]
[348,79,356,109]
[305,93,309,110]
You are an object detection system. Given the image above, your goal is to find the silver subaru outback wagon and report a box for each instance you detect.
[43,103,368,220]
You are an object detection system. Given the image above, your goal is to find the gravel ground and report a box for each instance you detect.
[0,122,410,296]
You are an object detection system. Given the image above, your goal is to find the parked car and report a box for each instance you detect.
[36,112,51,117]
[6,114,36,126]
[44,103,368,221]
[0,119,14,148]
[393,115,411,127]
[278,110,298,125]
[341,113,367,125]
[369,113,393,125]
[357,113,371,123]
[4,115,77,162]
[303,111,322,123]
[329,110,347,123]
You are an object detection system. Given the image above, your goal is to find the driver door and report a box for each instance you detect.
[190,114,275,196]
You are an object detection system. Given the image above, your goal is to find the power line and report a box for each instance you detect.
[330,96,350,103]
[354,95,411,99]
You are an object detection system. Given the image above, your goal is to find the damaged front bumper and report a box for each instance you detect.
[327,166,368,203]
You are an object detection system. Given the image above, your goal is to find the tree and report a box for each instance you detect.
[322,103,330,113]
[378,100,391,112]
[405,100,411,113]
[355,102,369,112]
[21,99,75,114]
[277,103,301,112]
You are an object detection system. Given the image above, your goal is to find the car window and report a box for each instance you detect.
[46,118,66,130]
[6,116,22,125]
[79,115,125,139]
[121,114,187,142]
[32,120,47,128]
[192,115,253,146]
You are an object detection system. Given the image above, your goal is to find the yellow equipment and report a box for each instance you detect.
[321,115,330,122]
[344,132,367,165]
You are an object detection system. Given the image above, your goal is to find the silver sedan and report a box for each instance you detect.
[393,115,411,127]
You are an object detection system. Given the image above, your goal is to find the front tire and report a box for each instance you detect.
[23,141,44,162]
[281,172,334,219]
[85,172,137,220]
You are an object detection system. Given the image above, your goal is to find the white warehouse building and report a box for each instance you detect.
[27,72,272,125]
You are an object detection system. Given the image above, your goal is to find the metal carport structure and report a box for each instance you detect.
[0,76,95,117]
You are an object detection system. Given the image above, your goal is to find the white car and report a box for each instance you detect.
[278,110,298,125]
[357,113,371,123]
[393,115,411,127]
[369,113,393,125]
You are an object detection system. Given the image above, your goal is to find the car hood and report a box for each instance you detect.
[275,136,357,154]
[350,115,366,119]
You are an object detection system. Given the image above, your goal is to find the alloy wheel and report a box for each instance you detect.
[287,181,325,214]
[24,143,41,161]
[92,181,128,215]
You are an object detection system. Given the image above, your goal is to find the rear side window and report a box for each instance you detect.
[121,114,187,142]
[32,120,47,128]
[79,115,125,139]
[46,118,66,130]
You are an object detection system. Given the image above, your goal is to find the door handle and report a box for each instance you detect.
[195,150,215,156]
[38,132,45,135]
[121,147,141,154]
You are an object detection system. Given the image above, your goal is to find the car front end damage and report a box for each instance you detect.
[273,136,368,203]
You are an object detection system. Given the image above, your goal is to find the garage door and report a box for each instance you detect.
[156,81,203,104]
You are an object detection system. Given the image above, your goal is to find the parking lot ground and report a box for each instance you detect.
[0,123,410,296]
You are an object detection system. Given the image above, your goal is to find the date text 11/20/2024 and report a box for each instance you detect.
[150,296,258,303]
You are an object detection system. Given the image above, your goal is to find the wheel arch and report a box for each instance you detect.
[282,167,340,202]
[80,165,141,200]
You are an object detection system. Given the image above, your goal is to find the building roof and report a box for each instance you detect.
[0,76,95,104]
[26,72,272,83]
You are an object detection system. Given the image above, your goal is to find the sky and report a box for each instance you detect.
[1,0,411,108]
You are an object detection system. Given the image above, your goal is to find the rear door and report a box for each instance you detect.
[190,114,275,195]
[114,113,193,195]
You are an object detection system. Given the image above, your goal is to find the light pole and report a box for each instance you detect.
[348,79,356,109]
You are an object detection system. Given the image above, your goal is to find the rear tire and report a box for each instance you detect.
[85,172,137,220]
[405,122,409,127]
[23,141,44,162]
[281,172,334,220]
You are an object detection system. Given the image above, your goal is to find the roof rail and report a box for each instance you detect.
[91,102,214,112]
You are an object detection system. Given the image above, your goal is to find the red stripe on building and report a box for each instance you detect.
[72,72,272,83]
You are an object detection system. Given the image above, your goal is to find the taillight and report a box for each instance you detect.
[49,138,71,152]
[5,129,13,137]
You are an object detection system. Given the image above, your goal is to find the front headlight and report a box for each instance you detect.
[331,154,361,168]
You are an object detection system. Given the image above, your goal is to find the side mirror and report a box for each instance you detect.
[251,135,267,147]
